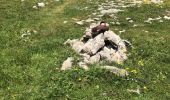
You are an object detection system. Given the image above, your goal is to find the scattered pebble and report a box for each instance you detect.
[119,30,126,34]
[33,6,38,9]
[127,88,140,94]
[133,24,138,27]
[76,21,84,25]
[164,16,170,20]
[38,2,45,8]
[85,18,94,23]
[129,20,134,23]
[100,66,129,77]
[63,21,68,24]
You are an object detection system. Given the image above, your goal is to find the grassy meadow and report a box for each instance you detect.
[0,0,170,99]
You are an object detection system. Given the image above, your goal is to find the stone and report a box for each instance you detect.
[151,0,163,4]
[87,53,101,64]
[164,16,170,20]
[78,62,89,70]
[100,66,128,77]
[61,57,73,71]
[85,18,94,23]
[104,30,122,45]
[127,88,140,94]
[98,46,113,61]
[63,21,68,24]
[82,33,105,55]
[33,6,38,9]
[100,9,124,15]
[64,39,84,53]
[76,21,84,25]
[38,2,45,7]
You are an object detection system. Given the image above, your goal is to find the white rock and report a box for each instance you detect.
[98,46,127,64]
[119,30,126,34]
[98,47,112,61]
[100,9,124,15]
[64,39,84,53]
[63,21,68,24]
[85,18,94,23]
[151,0,163,4]
[88,53,100,64]
[78,62,89,70]
[100,66,128,77]
[164,16,170,20]
[38,2,45,7]
[76,21,84,25]
[33,6,38,9]
[104,31,122,45]
[159,20,163,22]
[127,88,140,94]
[61,57,73,71]
[133,24,138,27]
[79,53,91,63]
[72,18,79,21]
[129,20,134,23]
[126,17,131,20]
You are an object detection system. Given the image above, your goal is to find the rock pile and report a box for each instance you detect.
[62,23,131,76]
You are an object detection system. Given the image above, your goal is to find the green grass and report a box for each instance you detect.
[0,0,170,99]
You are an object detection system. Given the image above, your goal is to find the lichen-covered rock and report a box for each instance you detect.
[61,57,73,71]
